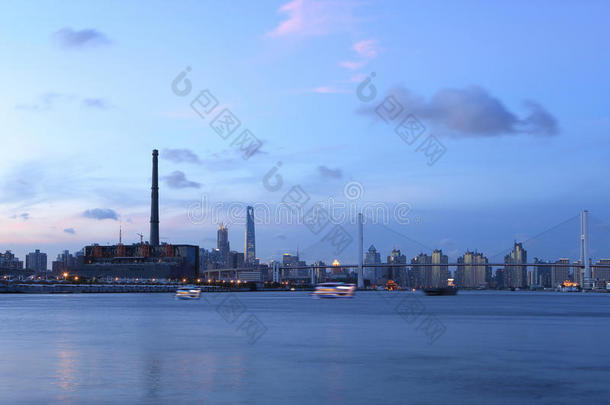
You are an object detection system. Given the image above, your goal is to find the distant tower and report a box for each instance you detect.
[357,212,364,289]
[217,223,230,266]
[581,210,592,289]
[149,149,160,246]
[245,206,256,264]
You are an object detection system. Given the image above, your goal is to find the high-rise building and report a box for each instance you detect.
[313,261,327,282]
[245,206,256,264]
[534,258,552,288]
[387,249,407,287]
[0,250,23,271]
[552,258,570,288]
[504,242,527,289]
[51,250,76,274]
[229,251,245,269]
[364,245,381,283]
[428,249,449,288]
[410,253,429,289]
[282,252,308,279]
[456,251,489,288]
[26,249,47,272]
[593,259,610,286]
[217,223,230,266]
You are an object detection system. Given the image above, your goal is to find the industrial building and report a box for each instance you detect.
[69,149,199,280]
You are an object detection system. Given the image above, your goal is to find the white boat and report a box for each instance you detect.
[175,286,201,300]
[311,282,356,299]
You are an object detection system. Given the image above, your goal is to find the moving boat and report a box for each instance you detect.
[311,282,356,298]
[423,286,458,296]
[175,286,201,300]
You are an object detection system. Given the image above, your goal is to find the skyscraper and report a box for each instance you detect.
[534,258,552,288]
[0,250,23,271]
[410,253,429,289]
[364,245,382,284]
[456,251,489,288]
[245,206,256,264]
[26,249,47,272]
[428,249,449,288]
[217,223,230,266]
[387,249,407,287]
[505,242,527,288]
[552,258,570,287]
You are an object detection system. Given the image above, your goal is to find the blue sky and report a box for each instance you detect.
[1,0,609,265]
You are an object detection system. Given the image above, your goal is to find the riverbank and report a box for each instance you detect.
[0,284,247,294]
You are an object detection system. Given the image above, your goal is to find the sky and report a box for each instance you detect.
[1,0,609,266]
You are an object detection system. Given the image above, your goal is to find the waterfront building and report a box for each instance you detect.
[244,206,256,265]
[313,261,327,282]
[428,249,449,288]
[593,259,610,285]
[552,258,571,288]
[25,249,47,272]
[52,250,76,274]
[573,259,593,286]
[77,243,199,280]
[217,223,230,266]
[0,250,23,271]
[282,252,308,279]
[456,251,489,288]
[364,245,381,284]
[229,251,245,269]
[199,248,224,272]
[387,249,407,287]
[534,258,552,288]
[504,242,527,289]
[409,253,429,289]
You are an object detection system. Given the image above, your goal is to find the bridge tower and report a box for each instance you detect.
[581,210,593,290]
[357,213,364,289]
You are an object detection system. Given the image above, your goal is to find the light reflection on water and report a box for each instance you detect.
[1,291,610,404]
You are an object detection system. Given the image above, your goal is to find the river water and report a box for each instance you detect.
[1,291,609,404]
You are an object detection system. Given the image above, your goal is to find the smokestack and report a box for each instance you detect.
[150,149,160,246]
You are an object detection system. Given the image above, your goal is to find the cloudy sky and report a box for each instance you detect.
[1,0,609,266]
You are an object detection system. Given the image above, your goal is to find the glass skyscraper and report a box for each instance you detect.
[245,206,256,264]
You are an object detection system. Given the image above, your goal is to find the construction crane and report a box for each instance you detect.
[136,233,144,244]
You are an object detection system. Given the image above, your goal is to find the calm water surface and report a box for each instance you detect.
[1,291,609,404]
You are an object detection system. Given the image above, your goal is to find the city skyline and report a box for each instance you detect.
[2,3,610,403]
[1,1,609,265]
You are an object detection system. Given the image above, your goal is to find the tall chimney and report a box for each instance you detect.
[150,149,160,246]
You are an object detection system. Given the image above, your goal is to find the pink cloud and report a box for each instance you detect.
[349,73,367,83]
[339,39,380,71]
[339,60,366,70]
[353,39,378,58]
[267,0,356,38]
[312,86,349,94]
